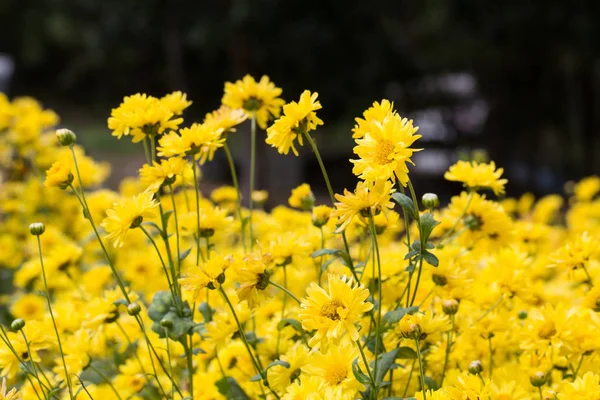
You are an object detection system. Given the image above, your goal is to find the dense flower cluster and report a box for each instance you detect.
[0,83,599,400]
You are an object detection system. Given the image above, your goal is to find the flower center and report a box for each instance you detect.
[320,299,343,320]
[243,97,263,112]
[326,366,348,385]
[374,139,395,165]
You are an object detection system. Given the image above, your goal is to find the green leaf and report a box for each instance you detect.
[277,318,304,334]
[163,209,174,226]
[192,347,206,355]
[198,302,213,323]
[352,358,372,385]
[422,251,439,267]
[179,247,192,262]
[142,221,163,235]
[420,213,440,243]
[113,298,129,307]
[395,346,417,359]
[216,376,250,399]
[375,348,399,385]
[311,248,341,258]
[424,375,439,390]
[383,307,419,324]
[249,360,291,382]
[320,257,337,273]
[392,193,418,220]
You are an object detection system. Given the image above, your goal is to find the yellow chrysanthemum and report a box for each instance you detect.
[266,90,323,156]
[288,183,315,210]
[573,176,600,202]
[444,160,508,195]
[139,157,188,192]
[157,122,225,163]
[549,231,597,275]
[558,371,600,400]
[234,250,274,307]
[204,105,248,134]
[222,74,285,129]
[160,91,192,115]
[332,179,395,232]
[101,192,159,247]
[179,252,234,298]
[44,160,73,188]
[0,378,18,400]
[350,111,421,185]
[299,275,373,350]
[396,310,450,340]
[352,99,397,139]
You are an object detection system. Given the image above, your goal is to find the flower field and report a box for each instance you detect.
[0,76,599,399]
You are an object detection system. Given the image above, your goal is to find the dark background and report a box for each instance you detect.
[2,0,599,202]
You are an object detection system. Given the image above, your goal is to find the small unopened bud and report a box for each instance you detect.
[468,360,483,375]
[11,319,25,331]
[160,318,173,329]
[530,371,548,387]
[56,128,77,147]
[312,205,332,228]
[29,222,45,236]
[518,310,528,320]
[127,303,141,316]
[422,193,439,209]
[442,299,460,315]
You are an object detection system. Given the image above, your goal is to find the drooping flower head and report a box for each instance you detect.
[234,249,274,307]
[332,179,395,232]
[350,105,421,185]
[101,192,159,248]
[179,252,234,299]
[299,275,373,350]
[444,160,508,196]
[266,90,323,156]
[288,183,315,210]
[203,105,248,134]
[222,75,285,129]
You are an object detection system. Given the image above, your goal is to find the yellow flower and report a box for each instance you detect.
[332,179,395,232]
[312,205,332,228]
[266,90,323,156]
[352,99,397,139]
[204,105,248,133]
[160,91,192,115]
[157,122,225,163]
[288,183,315,210]
[44,160,73,188]
[396,310,450,340]
[573,176,600,202]
[139,157,188,193]
[282,376,327,400]
[107,93,185,142]
[179,252,234,298]
[101,192,159,247]
[444,160,508,195]
[10,294,46,320]
[268,344,310,394]
[222,74,285,129]
[350,111,421,185]
[549,232,597,274]
[299,275,373,350]
[234,250,274,307]
[445,373,491,399]
[0,378,18,400]
[558,371,600,400]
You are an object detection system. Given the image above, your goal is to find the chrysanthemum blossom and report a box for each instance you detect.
[101,192,159,248]
[444,160,508,195]
[299,275,373,350]
[266,90,324,156]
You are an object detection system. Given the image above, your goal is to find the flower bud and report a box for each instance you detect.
[127,302,141,316]
[160,318,174,329]
[468,360,483,375]
[422,193,440,209]
[56,128,76,147]
[518,310,528,320]
[312,205,332,228]
[442,299,460,315]
[29,222,45,236]
[11,319,25,331]
[530,371,548,387]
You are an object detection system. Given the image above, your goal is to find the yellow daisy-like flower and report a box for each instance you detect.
[0,378,18,400]
[179,252,234,298]
[139,157,187,192]
[396,310,450,340]
[352,99,396,139]
[160,91,192,115]
[558,371,600,400]
[332,179,395,232]
[549,231,597,274]
[282,376,327,400]
[222,74,285,129]
[312,205,332,228]
[44,160,73,189]
[157,122,225,163]
[268,343,310,394]
[107,93,186,143]
[234,250,274,308]
[101,192,159,248]
[204,105,248,134]
[266,90,324,156]
[573,176,600,202]
[444,160,508,195]
[350,112,421,185]
[288,183,315,210]
[299,275,373,350]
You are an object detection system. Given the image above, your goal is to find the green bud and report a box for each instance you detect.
[518,310,528,320]
[530,371,548,387]
[11,319,25,331]
[442,299,460,315]
[422,193,440,209]
[127,302,141,316]
[56,128,77,147]
[29,222,45,236]
[468,360,483,375]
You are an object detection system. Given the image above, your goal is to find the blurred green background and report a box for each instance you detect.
[1,0,599,202]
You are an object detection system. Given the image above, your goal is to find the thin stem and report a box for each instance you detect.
[139,225,176,301]
[275,265,288,358]
[88,364,123,400]
[368,212,383,396]
[190,155,204,264]
[20,331,52,396]
[168,184,182,277]
[36,236,74,400]
[184,338,195,397]
[407,180,425,308]
[403,359,416,397]
[440,314,455,387]
[573,354,585,378]
[438,190,473,247]
[269,281,301,305]
[582,265,594,287]
[538,386,543,400]
[223,142,246,251]
[164,328,175,399]
[355,340,375,385]
[249,115,257,250]
[475,295,504,324]
[318,227,325,285]
[488,337,493,380]
[415,339,427,400]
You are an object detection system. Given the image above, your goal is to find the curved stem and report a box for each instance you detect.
[249,115,257,249]
[223,142,246,251]
[88,364,123,400]
[36,236,74,400]
[269,281,301,305]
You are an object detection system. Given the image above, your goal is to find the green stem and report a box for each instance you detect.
[440,314,455,387]
[223,142,246,251]
[475,295,504,324]
[403,359,416,397]
[488,337,493,380]
[438,190,473,247]
[168,184,182,277]
[249,115,257,250]
[355,340,375,386]
[318,227,325,285]
[538,386,543,400]
[415,339,427,400]
[139,225,176,301]
[20,330,52,396]
[36,236,74,400]
[573,354,585,378]
[368,212,383,396]
[582,265,594,287]
[407,180,425,308]
[275,265,288,358]
[164,328,175,399]
[0,328,45,400]
[88,364,123,400]
[269,281,301,305]
[190,155,205,264]
[184,338,195,397]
